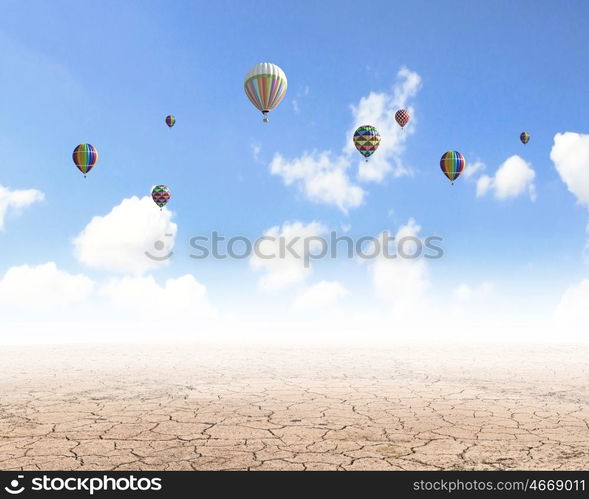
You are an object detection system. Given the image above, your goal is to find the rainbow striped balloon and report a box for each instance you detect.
[440,151,465,184]
[72,144,98,177]
[244,63,287,122]
[165,115,175,128]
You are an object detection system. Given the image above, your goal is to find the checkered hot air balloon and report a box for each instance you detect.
[72,144,98,178]
[520,132,530,144]
[152,185,171,210]
[244,63,288,123]
[440,151,465,185]
[165,115,175,128]
[353,125,381,161]
[395,109,411,128]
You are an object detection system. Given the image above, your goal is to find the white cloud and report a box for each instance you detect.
[346,67,422,182]
[270,152,364,213]
[550,132,589,207]
[463,160,485,179]
[292,85,309,114]
[100,274,216,320]
[554,279,589,324]
[0,262,94,309]
[476,175,492,197]
[250,221,327,291]
[73,196,177,275]
[476,155,536,200]
[453,281,494,302]
[251,142,261,162]
[369,219,429,316]
[0,185,44,229]
[293,280,348,310]
[270,68,421,212]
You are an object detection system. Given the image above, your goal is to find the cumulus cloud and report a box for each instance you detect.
[251,142,261,162]
[550,132,589,207]
[270,152,364,213]
[270,68,422,212]
[463,160,486,179]
[0,185,44,229]
[476,155,536,200]
[0,262,94,309]
[346,67,422,182]
[250,221,327,291]
[554,279,589,324]
[100,274,216,320]
[292,280,348,310]
[73,196,177,274]
[453,281,494,302]
[369,219,429,315]
[292,85,309,114]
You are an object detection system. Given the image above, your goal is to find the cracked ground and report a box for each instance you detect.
[1,342,588,471]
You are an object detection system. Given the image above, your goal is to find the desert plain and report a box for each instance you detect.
[0,342,588,471]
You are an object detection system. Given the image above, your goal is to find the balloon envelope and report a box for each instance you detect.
[353,125,381,159]
[73,144,98,176]
[244,63,287,120]
[520,132,530,144]
[152,185,171,208]
[440,151,465,183]
[395,109,411,128]
[166,115,175,128]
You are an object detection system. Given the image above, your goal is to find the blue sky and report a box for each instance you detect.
[1,1,588,342]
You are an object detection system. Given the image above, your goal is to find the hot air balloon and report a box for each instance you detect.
[152,185,171,210]
[166,115,175,128]
[395,109,410,128]
[520,132,530,144]
[440,151,465,185]
[244,62,287,122]
[353,125,381,161]
[72,144,98,178]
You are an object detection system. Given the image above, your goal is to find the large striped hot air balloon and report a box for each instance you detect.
[72,144,98,178]
[395,109,411,128]
[244,62,287,123]
[152,185,171,210]
[165,115,175,128]
[353,125,381,161]
[440,151,465,185]
[520,132,530,144]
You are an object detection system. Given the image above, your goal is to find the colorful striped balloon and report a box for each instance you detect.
[165,115,175,128]
[244,62,287,122]
[72,144,98,177]
[520,132,530,144]
[440,151,465,184]
[395,109,411,128]
[353,125,381,160]
[152,185,171,209]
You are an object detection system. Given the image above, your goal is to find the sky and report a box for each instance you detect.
[0,0,588,344]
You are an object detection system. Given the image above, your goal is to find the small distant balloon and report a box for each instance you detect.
[440,151,465,184]
[165,115,175,128]
[244,62,288,122]
[353,125,381,161]
[152,185,171,209]
[72,144,98,178]
[520,132,530,144]
[395,109,411,128]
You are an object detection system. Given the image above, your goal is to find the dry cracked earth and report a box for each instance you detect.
[0,342,588,471]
